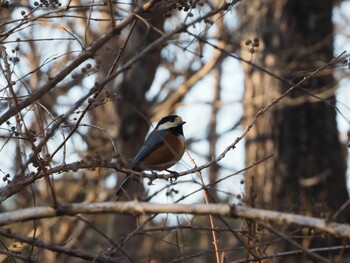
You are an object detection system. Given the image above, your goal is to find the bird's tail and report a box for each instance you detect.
[115,176,135,200]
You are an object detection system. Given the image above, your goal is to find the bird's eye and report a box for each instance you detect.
[175,116,182,124]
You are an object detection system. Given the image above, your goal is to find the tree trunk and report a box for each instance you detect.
[83,4,165,261]
[239,0,349,260]
[112,13,165,262]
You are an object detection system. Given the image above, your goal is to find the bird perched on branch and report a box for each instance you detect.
[115,114,186,200]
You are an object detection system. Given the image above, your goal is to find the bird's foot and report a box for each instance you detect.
[166,169,179,183]
[148,171,158,185]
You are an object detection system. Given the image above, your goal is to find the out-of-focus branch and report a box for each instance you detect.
[0,0,156,126]
[0,227,118,263]
[1,202,350,238]
[151,42,227,121]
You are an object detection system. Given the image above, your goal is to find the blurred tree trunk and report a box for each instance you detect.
[82,4,165,261]
[111,15,165,259]
[239,0,350,260]
[111,17,165,263]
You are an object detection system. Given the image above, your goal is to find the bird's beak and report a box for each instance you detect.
[178,121,186,126]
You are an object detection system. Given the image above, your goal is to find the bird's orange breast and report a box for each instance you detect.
[139,133,185,171]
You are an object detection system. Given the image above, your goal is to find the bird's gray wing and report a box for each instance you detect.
[131,129,166,169]
[115,130,166,200]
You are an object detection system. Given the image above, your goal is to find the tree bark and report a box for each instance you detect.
[239,0,349,260]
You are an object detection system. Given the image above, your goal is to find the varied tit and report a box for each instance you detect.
[115,115,186,200]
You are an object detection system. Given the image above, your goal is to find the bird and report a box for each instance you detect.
[115,114,186,200]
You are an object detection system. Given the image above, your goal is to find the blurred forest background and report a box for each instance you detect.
[1,0,350,262]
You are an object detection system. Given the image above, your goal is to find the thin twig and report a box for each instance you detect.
[187,151,221,263]
[260,222,329,263]
[0,227,117,262]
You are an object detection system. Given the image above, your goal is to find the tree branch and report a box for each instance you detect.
[1,202,350,238]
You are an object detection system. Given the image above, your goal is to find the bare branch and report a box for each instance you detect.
[1,202,350,238]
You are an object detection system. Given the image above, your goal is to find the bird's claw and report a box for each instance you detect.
[166,170,179,183]
[151,170,158,178]
[148,171,158,185]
